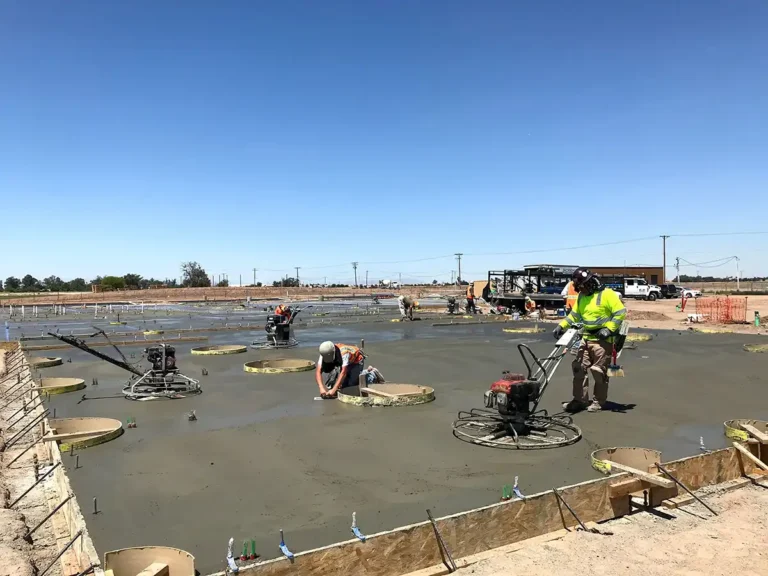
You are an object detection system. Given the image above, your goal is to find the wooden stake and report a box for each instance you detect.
[741,424,768,444]
[733,441,768,471]
[604,461,675,488]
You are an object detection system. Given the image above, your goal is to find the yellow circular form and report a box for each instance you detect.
[243,359,316,374]
[39,377,86,395]
[29,356,63,368]
[191,345,247,356]
[743,343,768,353]
[143,329,165,335]
[502,327,545,334]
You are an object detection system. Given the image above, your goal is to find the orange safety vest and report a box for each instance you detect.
[525,299,536,312]
[466,285,475,299]
[275,304,290,317]
[565,282,579,310]
[336,343,364,365]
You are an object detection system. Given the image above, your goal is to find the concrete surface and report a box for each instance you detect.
[38,318,768,574]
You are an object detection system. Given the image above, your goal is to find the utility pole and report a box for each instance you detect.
[675,257,680,283]
[660,236,670,283]
[323,276,327,286]
[735,256,740,291]
[295,267,300,286]
[352,262,358,287]
[252,268,257,286]
[365,270,368,286]
[398,272,402,287]
[239,274,242,287]
[455,253,463,284]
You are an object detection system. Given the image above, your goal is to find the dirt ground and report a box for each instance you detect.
[458,485,768,576]
[623,295,768,335]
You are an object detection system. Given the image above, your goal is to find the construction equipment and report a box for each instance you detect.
[452,328,582,449]
[47,331,201,400]
[251,306,306,350]
[607,320,630,377]
[446,296,459,314]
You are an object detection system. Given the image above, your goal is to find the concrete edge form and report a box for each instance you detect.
[1,344,103,576]
[46,417,124,451]
[104,546,195,575]
[218,446,767,576]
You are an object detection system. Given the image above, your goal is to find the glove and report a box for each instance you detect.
[596,328,612,340]
[553,325,565,339]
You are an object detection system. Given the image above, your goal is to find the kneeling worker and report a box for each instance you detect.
[316,341,364,398]
[552,268,626,413]
[398,295,415,320]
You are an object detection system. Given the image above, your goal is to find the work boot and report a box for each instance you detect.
[562,400,588,413]
[587,400,604,413]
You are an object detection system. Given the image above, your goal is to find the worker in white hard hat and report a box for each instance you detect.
[398,295,415,320]
[316,341,365,398]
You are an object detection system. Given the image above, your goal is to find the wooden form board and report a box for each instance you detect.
[229,446,764,576]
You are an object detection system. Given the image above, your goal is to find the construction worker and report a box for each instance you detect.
[466,283,476,314]
[561,281,579,313]
[552,268,626,413]
[398,295,415,320]
[524,296,537,315]
[316,341,364,398]
[275,304,291,321]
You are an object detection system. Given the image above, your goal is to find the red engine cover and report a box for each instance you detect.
[490,373,526,394]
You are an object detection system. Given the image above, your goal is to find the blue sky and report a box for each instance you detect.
[1,1,766,285]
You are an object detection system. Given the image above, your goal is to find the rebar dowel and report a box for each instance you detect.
[2,374,31,398]
[4,409,50,449]
[9,462,60,508]
[426,509,456,573]
[656,463,718,516]
[26,494,72,539]
[39,529,83,576]
[552,487,587,531]
[5,439,38,468]
[7,398,43,426]
[1,386,34,410]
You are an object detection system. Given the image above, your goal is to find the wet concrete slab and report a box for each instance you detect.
[40,321,768,574]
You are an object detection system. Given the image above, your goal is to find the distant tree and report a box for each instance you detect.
[101,276,125,290]
[67,278,88,292]
[0,278,3,291]
[42,275,64,291]
[21,274,40,291]
[272,277,299,287]
[181,262,211,288]
[166,278,179,288]
[432,279,438,285]
[123,273,143,289]
[5,277,20,291]
[217,279,230,287]
[89,276,103,287]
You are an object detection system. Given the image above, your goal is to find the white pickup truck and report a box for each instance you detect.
[604,277,663,301]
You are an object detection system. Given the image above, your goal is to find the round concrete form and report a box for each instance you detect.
[105,546,195,576]
[625,333,653,342]
[29,356,63,368]
[743,344,768,353]
[47,417,123,451]
[109,321,127,325]
[724,419,768,442]
[244,359,316,374]
[590,446,662,475]
[693,327,733,334]
[191,344,247,356]
[502,327,545,334]
[39,377,86,395]
[338,383,436,407]
[143,329,164,335]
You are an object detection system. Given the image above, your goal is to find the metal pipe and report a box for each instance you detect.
[426,509,456,572]
[9,462,60,508]
[7,396,39,422]
[4,409,50,449]
[25,494,72,539]
[552,487,587,531]
[39,529,82,576]
[656,463,718,516]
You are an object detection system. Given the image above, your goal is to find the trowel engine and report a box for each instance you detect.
[484,373,541,435]
[446,297,459,314]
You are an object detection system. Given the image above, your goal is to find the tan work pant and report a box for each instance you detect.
[571,340,612,404]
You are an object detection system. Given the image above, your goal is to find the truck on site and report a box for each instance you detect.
[480,265,662,312]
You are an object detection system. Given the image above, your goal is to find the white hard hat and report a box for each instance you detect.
[319,341,336,362]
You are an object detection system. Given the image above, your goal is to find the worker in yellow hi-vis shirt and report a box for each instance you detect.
[553,268,626,413]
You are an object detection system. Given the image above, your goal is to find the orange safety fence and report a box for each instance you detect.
[694,296,747,324]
